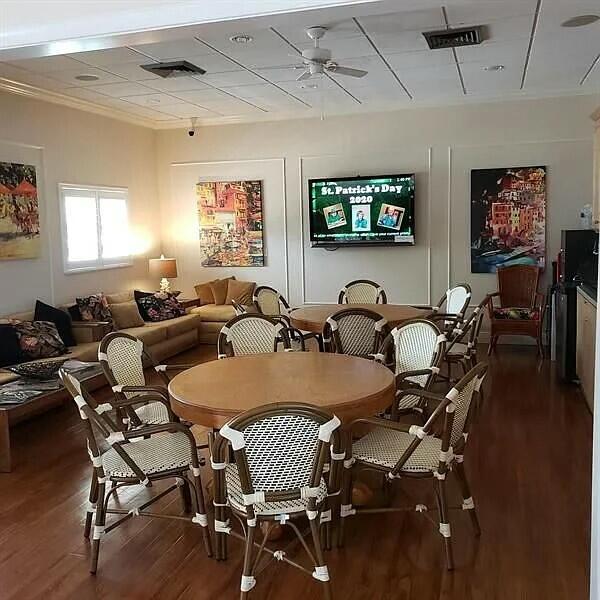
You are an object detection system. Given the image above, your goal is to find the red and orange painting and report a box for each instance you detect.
[196,180,263,267]
[0,162,40,260]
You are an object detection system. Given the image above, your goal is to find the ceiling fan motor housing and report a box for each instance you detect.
[302,46,332,63]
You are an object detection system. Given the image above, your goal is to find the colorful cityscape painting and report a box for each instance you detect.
[470,166,546,274]
[196,180,264,267]
[0,162,40,260]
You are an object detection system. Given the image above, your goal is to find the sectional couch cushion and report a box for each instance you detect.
[194,282,215,306]
[190,304,236,322]
[110,301,145,329]
[124,323,168,346]
[209,279,230,305]
[165,313,203,338]
[34,300,76,347]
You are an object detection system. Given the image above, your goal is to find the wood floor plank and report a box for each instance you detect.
[0,345,591,599]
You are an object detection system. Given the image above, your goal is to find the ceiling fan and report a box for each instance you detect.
[294,26,368,81]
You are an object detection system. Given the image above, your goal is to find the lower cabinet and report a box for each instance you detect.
[576,289,596,413]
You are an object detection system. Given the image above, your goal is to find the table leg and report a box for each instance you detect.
[0,411,11,472]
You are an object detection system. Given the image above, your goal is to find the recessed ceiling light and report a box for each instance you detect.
[147,98,161,105]
[75,73,100,82]
[300,83,318,89]
[484,64,505,72]
[229,34,253,44]
[561,14,600,28]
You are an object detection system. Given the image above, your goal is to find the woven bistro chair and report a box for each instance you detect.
[338,279,387,304]
[59,369,212,574]
[322,307,388,357]
[217,313,294,358]
[211,403,342,599]
[253,285,323,351]
[98,332,193,428]
[376,319,446,419]
[232,299,248,316]
[425,284,472,338]
[339,363,487,570]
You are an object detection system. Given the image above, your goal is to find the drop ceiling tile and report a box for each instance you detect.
[8,55,87,73]
[359,9,445,35]
[86,81,156,97]
[273,19,362,47]
[46,67,126,86]
[296,35,377,61]
[100,62,161,81]
[118,104,180,120]
[122,93,186,108]
[445,0,537,24]
[130,39,213,60]
[221,83,288,100]
[0,62,71,90]
[200,70,264,87]
[460,60,524,94]
[153,103,217,118]
[171,88,234,103]
[255,66,302,82]
[536,0,600,31]
[382,49,455,71]
[456,40,527,65]
[179,53,239,74]
[67,47,147,66]
[142,75,210,92]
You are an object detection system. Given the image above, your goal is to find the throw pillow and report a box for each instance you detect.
[12,320,67,360]
[210,278,231,305]
[34,300,76,347]
[225,280,256,306]
[106,291,134,304]
[110,301,145,329]
[76,293,112,322]
[133,289,154,320]
[136,293,185,322]
[194,282,215,305]
[0,324,22,367]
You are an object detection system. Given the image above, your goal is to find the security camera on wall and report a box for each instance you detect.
[188,117,198,137]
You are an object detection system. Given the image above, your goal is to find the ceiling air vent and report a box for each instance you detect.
[422,25,485,50]
[140,60,207,78]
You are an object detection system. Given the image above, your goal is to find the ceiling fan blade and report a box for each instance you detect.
[258,63,301,70]
[296,70,312,81]
[326,65,368,78]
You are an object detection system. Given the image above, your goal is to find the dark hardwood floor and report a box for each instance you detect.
[0,345,592,599]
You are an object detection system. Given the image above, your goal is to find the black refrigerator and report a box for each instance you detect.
[555,229,598,381]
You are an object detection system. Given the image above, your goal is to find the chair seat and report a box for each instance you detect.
[396,392,422,411]
[492,307,539,320]
[225,465,328,516]
[447,342,468,359]
[102,432,192,478]
[135,401,170,425]
[353,428,442,472]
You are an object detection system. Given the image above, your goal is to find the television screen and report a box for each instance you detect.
[308,174,415,246]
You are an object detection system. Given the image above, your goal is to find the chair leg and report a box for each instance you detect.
[308,515,333,600]
[337,457,354,548]
[536,333,544,358]
[191,469,213,557]
[239,521,257,599]
[453,461,481,536]
[178,477,192,514]
[90,480,106,574]
[435,478,454,570]
[487,335,497,356]
[84,471,98,539]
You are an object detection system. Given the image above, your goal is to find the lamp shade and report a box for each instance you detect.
[149,256,178,279]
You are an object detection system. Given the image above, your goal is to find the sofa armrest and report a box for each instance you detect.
[71,321,112,344]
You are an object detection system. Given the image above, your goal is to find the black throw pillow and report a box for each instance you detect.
[0,324,22,367]
[34,300,76,347]
[134,290,154,320]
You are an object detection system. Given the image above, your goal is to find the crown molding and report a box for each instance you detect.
[0,76,159,129]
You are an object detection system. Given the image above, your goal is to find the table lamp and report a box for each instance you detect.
[149,255,178,293]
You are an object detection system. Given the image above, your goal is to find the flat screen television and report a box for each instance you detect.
[308,173,415,247]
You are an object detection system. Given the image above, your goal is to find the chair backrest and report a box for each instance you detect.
[448,297,487,354]
[231,299,248,316]
[253,286,290,317]
[497,265,540,308]
[99,332,146,398]
[324,308,388,357]
[215,403,341,509]
[434,284,471,317]
[384,319,445,387]
[338,280,387,304]
[217,314,291,358]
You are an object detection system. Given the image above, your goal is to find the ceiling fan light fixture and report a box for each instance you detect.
[484,64,505,72]
[561,15,600,27]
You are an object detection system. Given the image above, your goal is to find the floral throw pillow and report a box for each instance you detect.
[11,320,67,360]
[137,293,185,322]
[76,293,112,322]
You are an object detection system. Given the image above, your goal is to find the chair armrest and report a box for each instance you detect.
[113,385,169,400]
[111,391,176,422]
[154,364,194,372]
[349,416,414,434]
[396,368,436,384]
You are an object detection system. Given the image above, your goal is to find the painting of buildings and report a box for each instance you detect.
[471,166,546,273]
[0,162,40,260]
[196,180,264,267]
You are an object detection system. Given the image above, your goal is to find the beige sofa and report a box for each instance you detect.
[189,303,237,344]
[0,290,203,385]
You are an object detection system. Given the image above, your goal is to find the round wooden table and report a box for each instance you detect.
[168,352,395,428]
[289,303,431,333]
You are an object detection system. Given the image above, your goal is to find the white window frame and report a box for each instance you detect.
[59,183,132,274]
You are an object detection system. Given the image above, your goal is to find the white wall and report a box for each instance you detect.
[157,95,597,308]
[0,91,161,314]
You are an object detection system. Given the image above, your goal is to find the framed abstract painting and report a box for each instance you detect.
[470,166,546,274]
[0,161,40,260]
[196,180,264,267]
